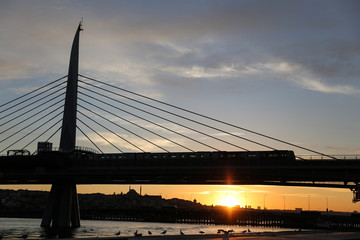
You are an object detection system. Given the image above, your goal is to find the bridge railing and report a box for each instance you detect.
[296,155,359,160]
[36,146,100,154]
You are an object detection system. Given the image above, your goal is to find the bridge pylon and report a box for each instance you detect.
[41,23,82,229]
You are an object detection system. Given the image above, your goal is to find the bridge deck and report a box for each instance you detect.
[1,151,360,188]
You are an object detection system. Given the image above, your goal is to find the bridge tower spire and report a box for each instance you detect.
[41,22,82,229]
[60,22,82,151]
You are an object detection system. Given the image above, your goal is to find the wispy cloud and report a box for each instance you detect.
[261,61,360,95]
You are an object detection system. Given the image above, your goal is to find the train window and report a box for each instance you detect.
[269,154,278,157]
[189,154,196,158]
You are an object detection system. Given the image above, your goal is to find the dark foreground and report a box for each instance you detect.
[59,231,360,240]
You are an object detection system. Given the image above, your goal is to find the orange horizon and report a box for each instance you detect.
[0,184,359,213]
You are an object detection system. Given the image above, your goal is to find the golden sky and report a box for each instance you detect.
[1,184,358,213]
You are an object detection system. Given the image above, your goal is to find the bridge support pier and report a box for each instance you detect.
[352,184,360,203]
[41,182,80,228]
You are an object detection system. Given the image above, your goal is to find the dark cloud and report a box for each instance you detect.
[275,39,360,86]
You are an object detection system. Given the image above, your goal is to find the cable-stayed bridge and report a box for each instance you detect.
[1,23,359,229]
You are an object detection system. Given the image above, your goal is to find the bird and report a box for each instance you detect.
[217,229,224,234]
[180,230,185,235]
[21,232,28,239]
[115,231,121,236]
[199,231,205,234]
[247,228,251,233]
[134,231,142,237]
[242,230,247,233]
[148,231,152,235]
[161,230,167,235]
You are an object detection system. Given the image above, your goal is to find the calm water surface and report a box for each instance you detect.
[0,218,297,239]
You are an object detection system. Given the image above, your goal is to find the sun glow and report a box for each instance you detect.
[217,195,241,207]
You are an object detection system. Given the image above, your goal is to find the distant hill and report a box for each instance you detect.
[0,188,208,214]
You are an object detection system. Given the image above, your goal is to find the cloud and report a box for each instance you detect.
[1,0,359,98]
[261,61,360,95]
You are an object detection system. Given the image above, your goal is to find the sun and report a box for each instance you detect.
[218,195,240,207]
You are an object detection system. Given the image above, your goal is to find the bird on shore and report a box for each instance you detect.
[114,231,121,236]
[180,230,185,235]
[241,230,247,233]
[199,231,205,234]
[248,228,251,233]
[148,230,152,235]
[134,231,142,237]
[217,229,225,234]
[161,230,167,235]
[21,232,28,239]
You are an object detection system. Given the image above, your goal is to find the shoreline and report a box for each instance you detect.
[59,231,360,240]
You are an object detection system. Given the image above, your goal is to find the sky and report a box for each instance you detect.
[0,0,360,212]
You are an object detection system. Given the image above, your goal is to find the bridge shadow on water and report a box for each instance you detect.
[40,227,75,239]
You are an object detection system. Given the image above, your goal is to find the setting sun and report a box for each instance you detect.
[217,195,241,207]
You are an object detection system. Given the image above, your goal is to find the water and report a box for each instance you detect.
[0,218,297,239]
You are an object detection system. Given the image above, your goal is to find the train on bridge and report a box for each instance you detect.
[84,150,296,167]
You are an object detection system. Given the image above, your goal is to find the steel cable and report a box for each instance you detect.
[0,75,67,108]
[0,104,64,145]
[22,118,63,150]
[0,111,63,154]
[79,85,250,151]
[0,81,66,116]
[77,99,169,152]
[79,90,217,151]
[79,74,335,159]
[77,116,123,153]
[0,99,64,134]
[78,79,270,150]
[0,86,66,121]
[77,109,143,152]
[78,97,188,152]
[76,126,103,154]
